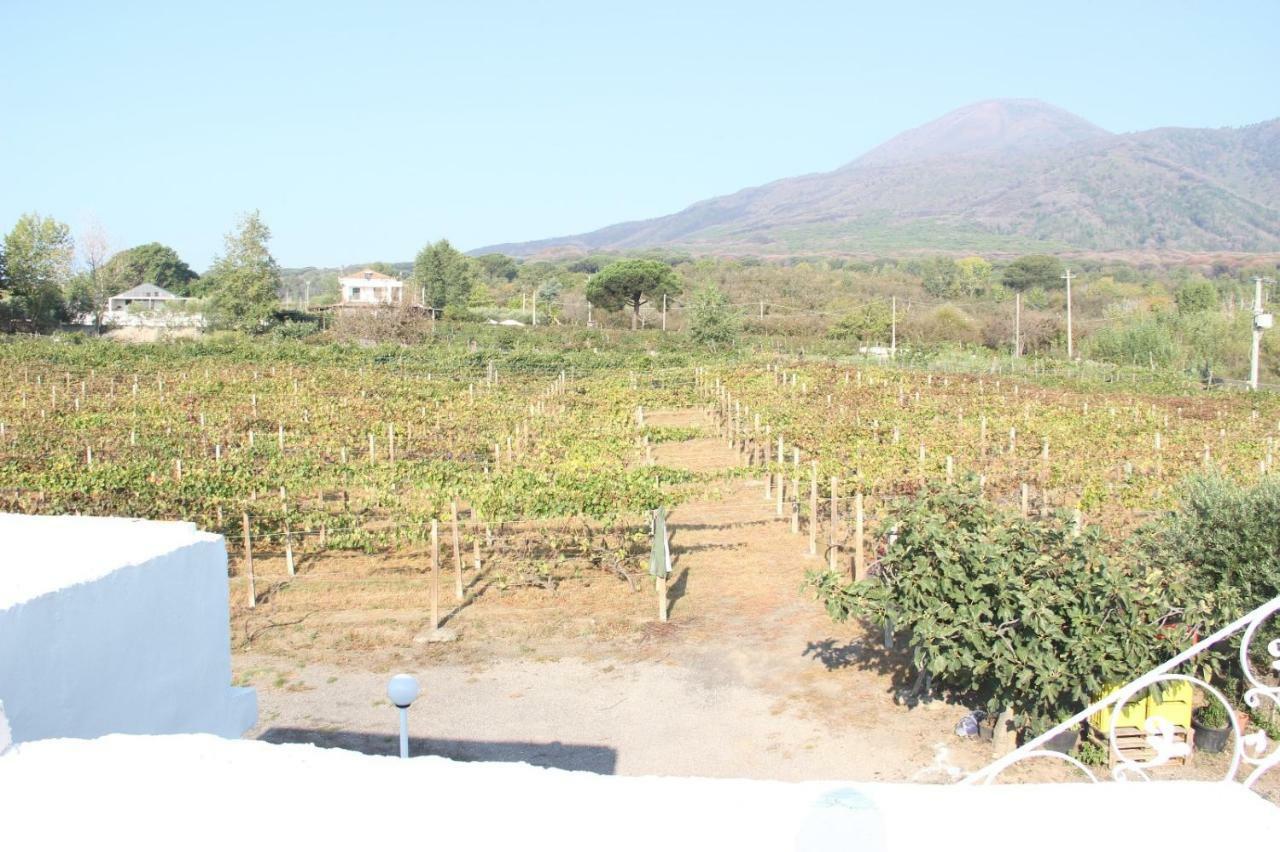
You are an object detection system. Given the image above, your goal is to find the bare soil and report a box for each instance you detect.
[234,409,1276,793]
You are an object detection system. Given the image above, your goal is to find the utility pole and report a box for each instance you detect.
[1061,268,1075,360]
[890,296,897,358]
[1014,292,1021,357]
[587,301,593,327]
[1250,276,1275,391]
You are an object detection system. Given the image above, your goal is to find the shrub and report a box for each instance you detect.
[1175,279,1218,314]
[1083,316,1182,368]
[1137,474,1280,682]
[809,480,1179,735]
[902,305,981,349]
[686,282,741,348]
[827,301,892,343]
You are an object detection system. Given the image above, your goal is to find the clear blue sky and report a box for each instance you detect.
[2,1,1277,271]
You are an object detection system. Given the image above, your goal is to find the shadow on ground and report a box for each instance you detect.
[804,637,916,690]
[259,727,618,774]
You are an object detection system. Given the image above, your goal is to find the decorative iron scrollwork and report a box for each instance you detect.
[964,595,1280,793]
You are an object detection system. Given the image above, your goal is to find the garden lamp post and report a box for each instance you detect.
[387,673,420,758]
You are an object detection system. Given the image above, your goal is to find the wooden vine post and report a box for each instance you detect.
[790,448,800,534]
[242,511,256,609]
[808,461,818,557]
[451,500,463,601]
[430,519,440,632]
[853,492,866,581]
[284,517,295,577]
[828,476,839,571]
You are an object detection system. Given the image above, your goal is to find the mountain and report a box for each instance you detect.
[477,100,1280,257]
[851,98,1112,167]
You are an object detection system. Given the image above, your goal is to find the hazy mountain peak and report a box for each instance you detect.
[850,98,1113,168]
[476,101,1280,257]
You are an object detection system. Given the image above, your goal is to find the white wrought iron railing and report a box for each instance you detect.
[963,594,1280,791]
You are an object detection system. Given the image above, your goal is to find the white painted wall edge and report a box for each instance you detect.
[1,735,1277,850]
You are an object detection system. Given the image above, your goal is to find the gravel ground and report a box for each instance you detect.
[239,652,983,780]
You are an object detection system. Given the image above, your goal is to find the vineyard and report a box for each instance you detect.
[707,362,1280,552]
[1,334,1276,658]
[0,343,697,652]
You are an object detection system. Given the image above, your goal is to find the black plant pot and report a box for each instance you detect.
[1193,720,1230,754]
[1042,729,1079,754]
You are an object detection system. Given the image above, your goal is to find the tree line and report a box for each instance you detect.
[0,210,271,332]
[5,209,1278,382]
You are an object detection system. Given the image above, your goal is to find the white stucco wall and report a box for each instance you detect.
[0,734,1276,849]
[0,514,255,743]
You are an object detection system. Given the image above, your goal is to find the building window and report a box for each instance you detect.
[351,287,361,301]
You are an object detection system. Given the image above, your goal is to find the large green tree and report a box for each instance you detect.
[955,256,994,298]
[104,242,199,296]
[205,211,281,332]
[413,239,477,313]
[920,256,959,297]
[1001,255,1065,291]
[586,259,682,330]
[475,253,520,282]
[2,212,73,331]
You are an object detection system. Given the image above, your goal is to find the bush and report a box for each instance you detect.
[686,282,741,348]
[809,480,1179,735]
[1083,316,1182,367]
[902,305,981,349]
[1139,474,1280,652]
[1175,279,1218,314]
[443,303,479,322]
[828,301,892,343]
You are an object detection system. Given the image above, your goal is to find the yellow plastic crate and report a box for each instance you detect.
[1145,681,1193,729]
[1090,686,1149,734]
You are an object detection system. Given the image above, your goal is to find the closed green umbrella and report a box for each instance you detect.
[649,507,671,623]
[649,507,671,578]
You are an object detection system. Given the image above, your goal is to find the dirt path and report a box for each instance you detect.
[646,408,989,774]
[238,408,990,780]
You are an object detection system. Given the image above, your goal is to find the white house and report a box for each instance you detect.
[106,283,187,313]
[98,283,203,329]
[339,269,404,305]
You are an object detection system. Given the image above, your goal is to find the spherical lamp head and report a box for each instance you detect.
[387,674,420,708]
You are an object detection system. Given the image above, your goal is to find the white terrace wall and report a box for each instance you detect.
[0,514,255,744]
[2,735,1278,849]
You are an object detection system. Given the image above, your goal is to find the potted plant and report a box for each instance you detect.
[1042,725,1080,755]
[1193,699,1231,754]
